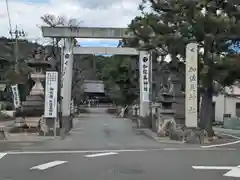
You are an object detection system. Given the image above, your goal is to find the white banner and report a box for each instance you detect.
[44,71,58,118]
[139,51,150,102]
[185,43,198,128]
[11,84,20,108]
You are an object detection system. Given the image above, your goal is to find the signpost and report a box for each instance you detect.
[44,71,58,136]
[11,84,20,109]
[185,43,198,128]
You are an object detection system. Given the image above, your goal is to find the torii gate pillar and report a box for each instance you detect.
[61,38,74,132]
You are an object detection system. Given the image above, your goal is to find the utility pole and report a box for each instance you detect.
[9,25,26,72]
[8,26,26,111]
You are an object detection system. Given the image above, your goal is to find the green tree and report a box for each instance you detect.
[97,56,138,106]
[1,38,34,103]
[128,0,240,137]
[41,14,84,104]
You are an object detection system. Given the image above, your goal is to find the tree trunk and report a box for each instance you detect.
[200,39,215,138]
[199,87,214,137]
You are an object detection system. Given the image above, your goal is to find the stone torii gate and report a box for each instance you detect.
[41,26,151,131]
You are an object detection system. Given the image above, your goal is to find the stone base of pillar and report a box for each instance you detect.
[140,102,149,117]
[69,114,74,129]
[39,128,61,136]
[61,115,73,133]
[137,118,144,128]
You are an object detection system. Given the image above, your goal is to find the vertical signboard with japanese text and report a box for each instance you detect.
[44,71,58,118]
[11,84,20,108]
[139,51,150,102]
[185,43,198,127]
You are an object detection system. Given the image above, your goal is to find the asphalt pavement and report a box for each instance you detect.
[0,108,240,180]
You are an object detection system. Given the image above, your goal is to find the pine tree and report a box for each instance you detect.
[128,0,240,136]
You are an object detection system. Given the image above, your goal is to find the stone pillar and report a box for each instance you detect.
[61,38,74,132]
[185,43,198,128]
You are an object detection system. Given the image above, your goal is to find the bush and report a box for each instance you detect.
[79,108,89,113]
[106,108,117,114]
[1,102,14,110]
[0,111,14,121]
[15,108,44,117]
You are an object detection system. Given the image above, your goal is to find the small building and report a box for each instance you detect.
[213,85,240,122]
[82,80,112,103]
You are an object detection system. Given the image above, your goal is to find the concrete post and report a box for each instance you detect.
[61,38,74,132]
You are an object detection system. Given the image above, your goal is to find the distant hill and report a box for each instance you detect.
[0,37,41,62]
[0,37,103,80]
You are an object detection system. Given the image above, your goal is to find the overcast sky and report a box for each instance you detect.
[0,0,142,46]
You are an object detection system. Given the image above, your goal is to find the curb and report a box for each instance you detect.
[0,134,57,143]
[213,128,240,138]
[136,128,184,144]
[0,122,16,140]
[137,128,234,145]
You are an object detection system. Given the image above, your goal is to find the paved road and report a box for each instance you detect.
[1,149,240,180]
[0,108,240,180]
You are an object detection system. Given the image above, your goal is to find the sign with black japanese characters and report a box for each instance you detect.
[140,51,150,102]
[44,71,58,118]
[11,84,20,108]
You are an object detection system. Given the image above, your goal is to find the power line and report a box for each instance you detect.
[5,0,13,38]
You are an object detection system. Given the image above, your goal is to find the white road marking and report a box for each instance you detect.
[193,165,240,178]
[201,140,240,148]
[163,148,180,150]
[6,149,149,155]
[3,147,236,155]
[192,166,234,170]
[30,161,67,170]
[0,153,7,159]
[163,147,236,151]
[224,166,240,177]
[221,133,240,140]
[85,152,118,157]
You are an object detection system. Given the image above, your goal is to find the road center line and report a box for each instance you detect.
[0,153,7,159]
[85,152,118,157]
[30,161,67,170]
[192,166,234,170]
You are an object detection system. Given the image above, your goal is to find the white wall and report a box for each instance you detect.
[213,95,240,122]
[83,80,105,93]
